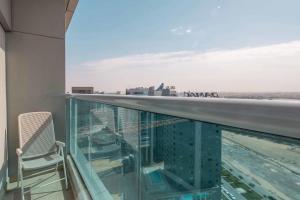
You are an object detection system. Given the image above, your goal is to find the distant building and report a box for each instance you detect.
[126,83,177,97]
[162,86,177,96]
[156,83,164,91]
[148,86,155,96]
[72,86,94,94]
[126,87,149,95]
[154,90,162,96]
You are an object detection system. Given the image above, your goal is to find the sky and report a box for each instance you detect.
[66,0,300,93]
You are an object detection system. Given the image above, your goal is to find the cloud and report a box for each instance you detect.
[67,41,300,92]
[170,26,192,35]
[81,41,300,70]
[210,5,222,17]
[81,51,193,70]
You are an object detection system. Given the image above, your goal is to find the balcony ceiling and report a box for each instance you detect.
[65,0,78,31]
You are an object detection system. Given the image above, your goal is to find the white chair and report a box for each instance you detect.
[16,112,68,200]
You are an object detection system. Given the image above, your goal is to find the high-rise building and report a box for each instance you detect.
[114,109,221,199]
[153,115,221,199]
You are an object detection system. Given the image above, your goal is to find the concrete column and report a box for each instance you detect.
[6,0,66,179]
[0,0,11,30]
[0,0,11,196]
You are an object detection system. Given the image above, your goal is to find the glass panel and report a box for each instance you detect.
[90,105,140,200]
[140,113,221,200]
[70,98,141,199]
[68,98,300,200]
[70,99,108,198]
[222,127,300,200]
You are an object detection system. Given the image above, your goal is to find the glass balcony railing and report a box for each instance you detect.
[67,95,300,200]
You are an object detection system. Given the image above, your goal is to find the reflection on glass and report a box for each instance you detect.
[141,114,221,200]
[222,128,300,200]
[69,98,300,200]
[69,99,222,199]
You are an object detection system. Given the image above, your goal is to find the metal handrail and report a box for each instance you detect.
[68,94,300,139]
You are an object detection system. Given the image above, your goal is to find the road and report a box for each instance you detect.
[222,136,300,200]
[222,179,246,200]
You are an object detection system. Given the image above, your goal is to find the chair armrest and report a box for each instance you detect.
[56,141,65,147]
[16,148,23,156]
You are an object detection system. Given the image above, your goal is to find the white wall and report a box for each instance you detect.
[6,0,66,179]
[0,25,7,196]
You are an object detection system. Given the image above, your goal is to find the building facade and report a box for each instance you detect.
[153,115,221,199]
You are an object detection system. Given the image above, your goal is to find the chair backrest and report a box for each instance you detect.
[92,106,116,133]
[18,112,57,158]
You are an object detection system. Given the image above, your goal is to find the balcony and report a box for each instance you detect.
[1,94,300,200]
[65,94,300,200]
[1,1,300,200]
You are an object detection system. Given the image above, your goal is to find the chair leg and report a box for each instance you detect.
[62,158,68,189]
[17,160,20,187]
[20,167,25,200]
[55,162,59,174]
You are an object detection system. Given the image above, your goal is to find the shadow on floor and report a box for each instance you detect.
[4,169,73,200]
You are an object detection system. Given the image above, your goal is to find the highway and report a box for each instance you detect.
[222,135,300,200]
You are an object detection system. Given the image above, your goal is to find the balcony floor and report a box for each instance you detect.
[4,169,73,200]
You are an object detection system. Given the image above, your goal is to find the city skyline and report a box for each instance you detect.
[66,0,300,93]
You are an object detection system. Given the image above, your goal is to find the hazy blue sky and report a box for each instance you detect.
[66,0,300,92]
